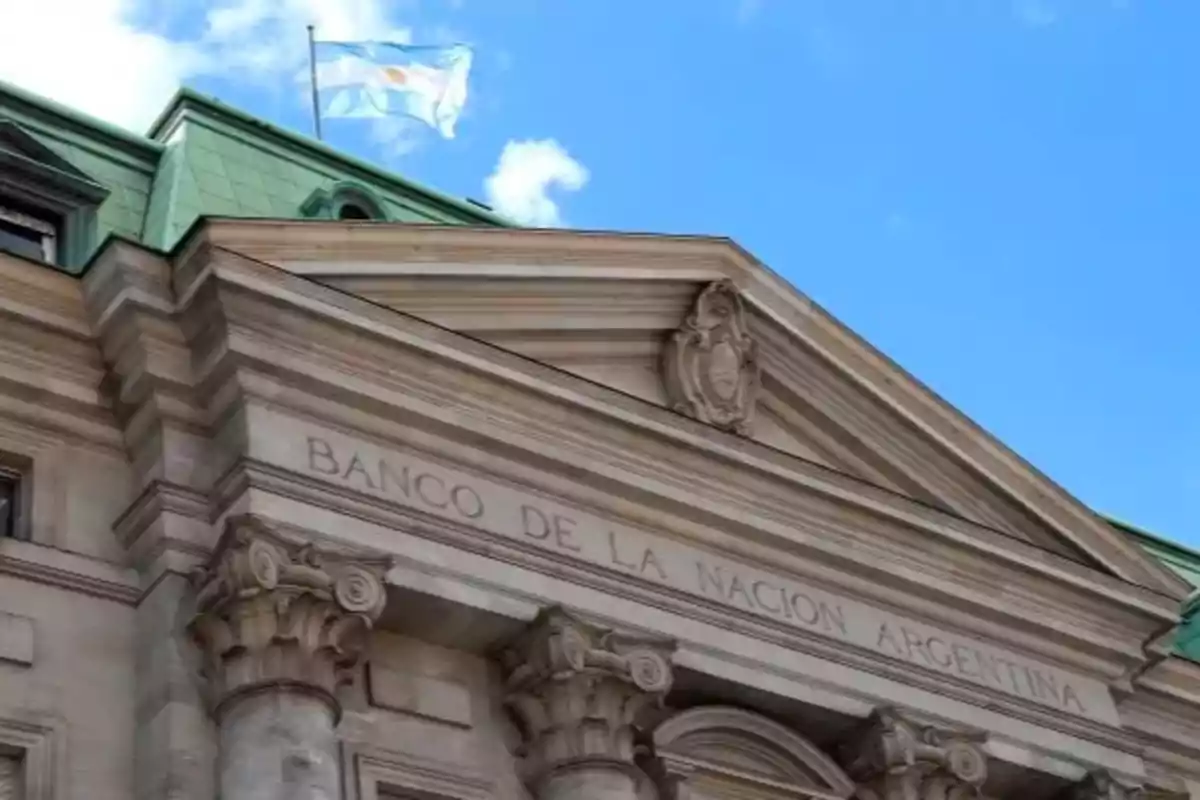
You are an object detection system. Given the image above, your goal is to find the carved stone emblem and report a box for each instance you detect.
[663,280,760,435]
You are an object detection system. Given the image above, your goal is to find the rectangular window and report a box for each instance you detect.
[0,471,16,539]
[0,753,22,800]
[0,203,58,264]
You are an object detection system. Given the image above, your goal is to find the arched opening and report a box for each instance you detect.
[648,706,856,800]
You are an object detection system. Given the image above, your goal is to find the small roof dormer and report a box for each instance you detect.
[0,118,110,270]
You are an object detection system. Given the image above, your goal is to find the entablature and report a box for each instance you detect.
[54,225,1200,790]
[144,232,1178,701]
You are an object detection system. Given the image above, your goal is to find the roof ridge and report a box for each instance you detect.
[0,78,163,153]
[1109,514,1197,561]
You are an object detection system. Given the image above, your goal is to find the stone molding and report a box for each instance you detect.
[0,710,61,800]
[186,514,390,720]
[838,707,988,800]
[500,606,676,792]
[347,746,495,800]
[647,705,856,800]
[663,279,760,435]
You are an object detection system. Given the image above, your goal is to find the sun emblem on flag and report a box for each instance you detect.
[382,66,408,85]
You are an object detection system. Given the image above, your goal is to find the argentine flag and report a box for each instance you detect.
[313,41,473,138]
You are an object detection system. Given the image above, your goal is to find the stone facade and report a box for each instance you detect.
[2,83,1200,800]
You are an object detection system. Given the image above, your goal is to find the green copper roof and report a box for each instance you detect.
[142,88,511,248]
[1109,516,1200,661]
[0,80,509,272]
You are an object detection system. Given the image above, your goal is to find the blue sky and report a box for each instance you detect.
[3,0,1195,543]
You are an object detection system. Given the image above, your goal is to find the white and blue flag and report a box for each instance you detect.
[313,41,473,138]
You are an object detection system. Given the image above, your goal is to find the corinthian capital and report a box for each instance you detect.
[187,515,390,719]
[1069,772,1147,800]
[500,607,676,792]
[838,708,988,800]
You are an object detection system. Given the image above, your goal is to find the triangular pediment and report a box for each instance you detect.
[0,118,108,202]
[201,219,1189,598]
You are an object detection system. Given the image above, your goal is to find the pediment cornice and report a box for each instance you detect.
[194,219,1189,600]
[0,119,110,204]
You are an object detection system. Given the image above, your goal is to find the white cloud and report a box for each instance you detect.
[203,0,412,79]
[0,0,413,132]
[0,0,200,131]
[484,139,588,227]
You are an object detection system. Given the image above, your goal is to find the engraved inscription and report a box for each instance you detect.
[293,433,1110,723]
[308,436,484,520]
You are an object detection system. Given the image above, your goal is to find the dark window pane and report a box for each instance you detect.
[338,203,371,220]
[0,475,14,538]
[0,218,45,261]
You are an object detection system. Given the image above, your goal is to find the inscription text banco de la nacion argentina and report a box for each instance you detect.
[301,433,1103,721]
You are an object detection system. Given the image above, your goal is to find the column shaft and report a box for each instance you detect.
[188,516,388,800]
[219,693,339,800]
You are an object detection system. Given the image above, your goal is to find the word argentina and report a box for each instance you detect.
[299,433,1107,722]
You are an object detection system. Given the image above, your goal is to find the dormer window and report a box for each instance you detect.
[0,201,59,263]
[300,181,389,222]
[0,118,108,271]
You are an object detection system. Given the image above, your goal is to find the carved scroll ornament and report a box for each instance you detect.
[187,515,390,719]
[838,708,988,800]
[1069,772,1150,800]
[663,279,760,435]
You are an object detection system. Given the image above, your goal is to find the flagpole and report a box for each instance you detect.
[306,24,323,141]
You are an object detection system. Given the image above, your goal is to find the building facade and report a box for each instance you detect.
[0,79,1199,800]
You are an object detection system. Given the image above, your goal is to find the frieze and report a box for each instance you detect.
[258,424,1120,726]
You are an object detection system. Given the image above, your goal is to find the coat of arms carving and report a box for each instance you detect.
[663,279,760,435]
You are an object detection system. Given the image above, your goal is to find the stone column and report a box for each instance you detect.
[187,516,388,800]
[500,607,676,800]
[837,707,988,800]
